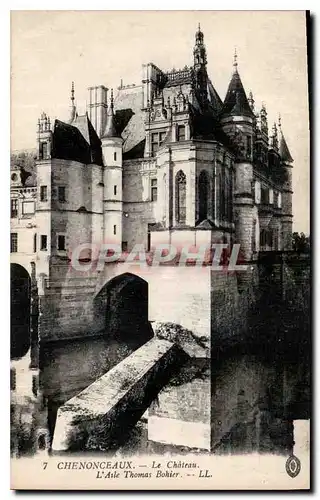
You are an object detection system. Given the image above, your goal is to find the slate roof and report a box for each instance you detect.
[207,79,223,116]
[52,114,103,166]
[102,110,120,139]
[279,130,293,163]
[221,70,254,118]
[114,85,145,157]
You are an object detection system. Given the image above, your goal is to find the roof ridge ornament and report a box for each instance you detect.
[233,47,238,73]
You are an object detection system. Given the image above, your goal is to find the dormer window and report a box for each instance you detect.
[177,125,185,142]
[151,131,166,156]
[39,142,48,160]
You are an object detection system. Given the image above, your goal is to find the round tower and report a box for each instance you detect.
[101,89,124,246]
[220,51,255,263]
[278,117,294,250]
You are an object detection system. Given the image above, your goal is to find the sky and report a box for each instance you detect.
[10,10,310,233]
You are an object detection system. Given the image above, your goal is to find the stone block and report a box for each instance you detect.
[52,338,188,452]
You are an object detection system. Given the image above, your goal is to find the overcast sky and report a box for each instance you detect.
[11,10,309,233]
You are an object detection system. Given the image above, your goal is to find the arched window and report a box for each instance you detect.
[198,170,208,222]
[175,170,186,225]
[260,229,273,250]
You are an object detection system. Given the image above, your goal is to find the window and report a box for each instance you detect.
[58,186,66,202]
[114,152,117,161]
[122,241,128,252]
[113,225,117,235]
[177,125,186,142]
[260,229,273,250]
[22,201,35,215]
[175,170,186,224]
[198,171,208,222]
[57,235,66,251]
[11,199,18,218]
[11,233,18,253]
[33,234,37,253]
[40,235,47,251]
[151,131,166,155]
[40,186,47,202]
[261,186,269,204]
[151,178,158,202]
[40,142,48,160]
[114,185,117,196]
[269,189,274,205]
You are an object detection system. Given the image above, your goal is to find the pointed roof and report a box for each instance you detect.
[52,114,103,166]
[101,89,122,140]
[207,79,223,115]
[279,130,293,163]
[221,56,254,118]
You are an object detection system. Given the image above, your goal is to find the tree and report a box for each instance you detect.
[292,232,310,253]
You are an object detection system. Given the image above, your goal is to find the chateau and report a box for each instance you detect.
[11,24,309,457]
[11,25,293,274]
[10,25,294,351]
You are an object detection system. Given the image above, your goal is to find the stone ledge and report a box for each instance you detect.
[52,338,189,452]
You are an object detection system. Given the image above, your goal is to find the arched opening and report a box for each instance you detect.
[94,273,152,344]
[175,170,186,225]
[11,264,31,359]
[198,170,208,222]
[260,229,273,251]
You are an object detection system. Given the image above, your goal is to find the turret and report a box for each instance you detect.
[221,51,255,264]
[278,115,294,250]
[37,112,52,161]
[101,89,124,246]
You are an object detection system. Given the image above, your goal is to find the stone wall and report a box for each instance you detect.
[38,262,211,347]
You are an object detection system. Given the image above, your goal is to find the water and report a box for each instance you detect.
[11,332,310,456]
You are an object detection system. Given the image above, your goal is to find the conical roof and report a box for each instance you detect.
[101,89,122,139]
[221,70,254,118]
[102,111,120,139]
[279,130,293,163]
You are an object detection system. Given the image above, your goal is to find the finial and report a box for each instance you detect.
[198,22,201,31]
[110,88,114,112]
[248,91,255,111]
[71,81,75,105]
[233,47,238,72]
[278,113,282,129]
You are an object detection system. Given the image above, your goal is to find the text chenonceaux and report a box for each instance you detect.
[56,460,198,470]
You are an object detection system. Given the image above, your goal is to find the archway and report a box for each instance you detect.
[94,273,153,344]
[11,264,31,359]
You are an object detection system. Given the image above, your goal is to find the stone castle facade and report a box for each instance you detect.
[11,25,293,281]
